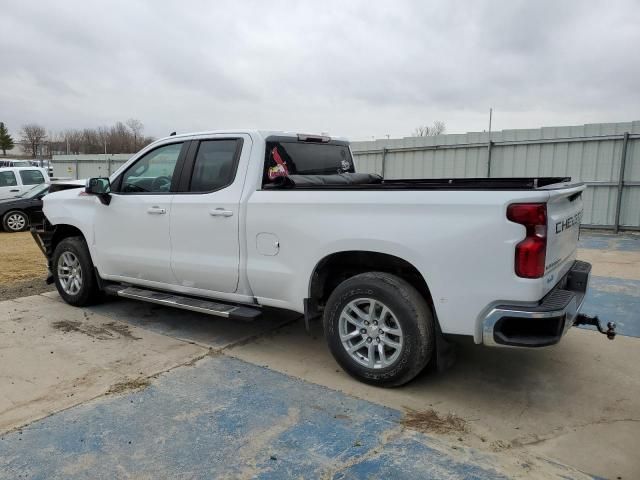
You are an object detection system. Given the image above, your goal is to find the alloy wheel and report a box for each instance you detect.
[6,213,26,231]
[338,298,404,369]
[57,251,83,295]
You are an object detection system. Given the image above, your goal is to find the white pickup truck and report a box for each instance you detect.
[32,130,614,386]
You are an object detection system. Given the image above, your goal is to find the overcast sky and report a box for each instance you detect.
[1,0,638,141]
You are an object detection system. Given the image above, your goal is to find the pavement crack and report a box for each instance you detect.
[510,417,640,448]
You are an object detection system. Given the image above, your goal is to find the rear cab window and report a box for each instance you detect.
[263,136,354,186]
[19,169,45,185]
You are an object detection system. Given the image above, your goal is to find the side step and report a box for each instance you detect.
[104,285,261,321]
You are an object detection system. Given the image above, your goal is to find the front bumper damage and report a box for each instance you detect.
[31,221,55,285]
[482,260,616,347]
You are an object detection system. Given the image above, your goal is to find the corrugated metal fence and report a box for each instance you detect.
[351,121,640,231]
[51,154,131,180]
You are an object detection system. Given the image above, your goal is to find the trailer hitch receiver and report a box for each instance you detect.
[574,314,616,340]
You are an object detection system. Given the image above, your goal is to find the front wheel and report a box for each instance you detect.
[3,210,29,232]
[323,272,435,387]
[52,237,102,306]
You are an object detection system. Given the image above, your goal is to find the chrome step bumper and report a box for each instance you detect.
[482,260,591,347]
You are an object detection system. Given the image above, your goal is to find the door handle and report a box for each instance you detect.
[147,206,166,215]
[209,208,233,217]
[10,189,19,192]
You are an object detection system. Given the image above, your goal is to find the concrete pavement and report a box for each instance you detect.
[1,232,638,479]
[1,354,592,479]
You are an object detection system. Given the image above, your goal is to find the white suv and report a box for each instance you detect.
[0,166,50,200]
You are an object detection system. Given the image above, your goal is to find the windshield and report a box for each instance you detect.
[16,183,49,199]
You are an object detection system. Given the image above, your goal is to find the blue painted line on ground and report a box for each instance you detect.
[579,276,640,338]
[0,356,516,480]
[579,232,640,252]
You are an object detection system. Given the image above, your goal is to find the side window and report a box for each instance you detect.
[19,169,45,186]
[0,171,18,187]
[189,139,240,192]
[120,143,183,193]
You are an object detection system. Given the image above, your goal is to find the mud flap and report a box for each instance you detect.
[434,323,456,372]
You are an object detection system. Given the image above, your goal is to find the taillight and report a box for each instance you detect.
[507,203,547,278]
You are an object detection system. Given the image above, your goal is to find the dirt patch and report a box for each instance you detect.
[401,408,467,435]
[52,320,141,340]
[0,277,54,301]
[107,378,151,395]
[0,232,48,285]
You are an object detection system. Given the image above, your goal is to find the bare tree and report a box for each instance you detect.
[47,120,154,155]
[20,124,47,157]
[412,121,446,137]
[126,118,144,151]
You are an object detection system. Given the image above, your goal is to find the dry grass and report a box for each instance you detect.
[0,231,48,285]
[401,408,467,435]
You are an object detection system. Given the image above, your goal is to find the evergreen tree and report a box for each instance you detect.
[0,122,15,155]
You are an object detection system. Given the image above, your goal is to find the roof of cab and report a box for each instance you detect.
[0,166,48,171]
[151,130,349,145]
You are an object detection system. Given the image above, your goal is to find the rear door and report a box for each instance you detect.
[170,136,248,293]
[543,184,586,291]
[0,170,21,200]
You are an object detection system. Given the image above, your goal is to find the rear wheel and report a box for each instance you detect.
[52,237,102,306]
[323,272,435,387]
[3,210,29,232]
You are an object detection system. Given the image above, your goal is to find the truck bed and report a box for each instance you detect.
[264,174,577,191]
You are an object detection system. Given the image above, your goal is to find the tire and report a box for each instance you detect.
[52,236,102,306]
[3,210,29,232]
[323,272,435,387]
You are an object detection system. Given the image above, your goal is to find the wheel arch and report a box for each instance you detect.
[50,224,87,254]
[308,250,436,314]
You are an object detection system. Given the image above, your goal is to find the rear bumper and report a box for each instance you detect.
[482,260,591,347]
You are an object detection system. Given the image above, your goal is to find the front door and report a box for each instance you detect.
[93,142,186,284]
[170,137,247,293]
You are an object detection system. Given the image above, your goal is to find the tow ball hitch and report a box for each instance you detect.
[575,314,616,340]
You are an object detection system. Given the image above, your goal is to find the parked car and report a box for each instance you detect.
[0,183,49,232]
[32,130,611,386]
[0,159,53,177]
[28,160,54,178]
[0,166,50,200]
[0,159,31,168]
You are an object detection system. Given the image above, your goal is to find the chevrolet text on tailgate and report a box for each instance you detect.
[31,130,616,386]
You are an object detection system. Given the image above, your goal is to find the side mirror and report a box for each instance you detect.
[85,177,112,205]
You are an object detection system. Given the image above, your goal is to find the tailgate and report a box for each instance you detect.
[543,184,586,293]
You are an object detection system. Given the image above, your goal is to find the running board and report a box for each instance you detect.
[104,285,261,321]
